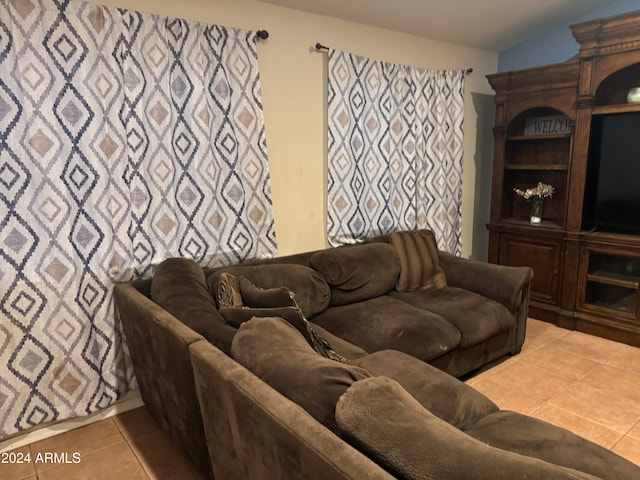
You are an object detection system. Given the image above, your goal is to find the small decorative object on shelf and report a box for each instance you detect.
[514,182,554,224]
[627,87,640,103]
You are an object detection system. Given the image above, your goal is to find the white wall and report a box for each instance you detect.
[96,0,499,258]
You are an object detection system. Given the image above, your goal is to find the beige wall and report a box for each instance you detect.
[96,0,498,258]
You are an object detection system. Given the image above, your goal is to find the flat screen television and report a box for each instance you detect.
[582,112,640,235]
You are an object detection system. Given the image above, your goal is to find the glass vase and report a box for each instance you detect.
[530,197,543,224]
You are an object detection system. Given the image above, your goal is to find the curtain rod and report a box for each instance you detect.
[256,30,269,40]
[314,42,473,74]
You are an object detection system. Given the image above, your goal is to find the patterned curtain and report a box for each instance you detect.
[327,49,465,254]
[0,0,275,439]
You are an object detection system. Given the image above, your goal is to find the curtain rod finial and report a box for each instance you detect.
[256,30,269,40]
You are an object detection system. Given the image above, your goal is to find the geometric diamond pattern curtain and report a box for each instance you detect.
[327,49,465,254]
[0,0,275,439]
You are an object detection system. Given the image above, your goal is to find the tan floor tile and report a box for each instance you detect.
[484,358,575,403]
[581,365,640,403]
[607,344,640,377]
[113,406,159,441]
[525,318,556,339]
[531,404,623,449]
[30,418,123,473]
[471,378,545,414]
[612,435,640,466]
[520,320,570,354]
[129,428,196,479]
[548,331,623,364]
[520,344,600,380]
[0,445,37,480]
[464,356,515,386]
[627,421,640,440]
[37,441,148,480]
[549,382,640,433]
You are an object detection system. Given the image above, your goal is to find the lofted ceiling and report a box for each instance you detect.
[255,0,616,51]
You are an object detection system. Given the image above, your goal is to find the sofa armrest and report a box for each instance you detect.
[438,252,533,313]
[113,282,212,479]
[438,253,533,354]
[190,340,395,480]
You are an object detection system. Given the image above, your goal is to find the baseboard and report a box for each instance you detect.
[0,389,144,453]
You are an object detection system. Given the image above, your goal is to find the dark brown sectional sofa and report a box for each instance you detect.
[114,230,640,479]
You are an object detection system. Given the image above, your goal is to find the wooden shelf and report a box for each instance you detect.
[587,271,640,289]
[501,218,563,229]
[507,134,571,141]
[592,103,640,115]
[504,164,568,171]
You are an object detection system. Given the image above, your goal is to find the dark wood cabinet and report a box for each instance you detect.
[498,231,563,305]
[487,10,640,347]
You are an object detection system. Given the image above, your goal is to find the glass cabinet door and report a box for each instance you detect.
[582,251,640,318]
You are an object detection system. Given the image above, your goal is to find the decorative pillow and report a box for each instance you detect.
[239,276,296,308]
[231,317,370,431]
[335,377,591,480]
[309,243,400,306]
[390,230,447,292]
[207,264,330,318]
[150,258,236,354]
[213,272,243,309]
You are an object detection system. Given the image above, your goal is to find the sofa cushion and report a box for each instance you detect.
[150,258,237,354]
[207,264,330,318]
[352,350,498,430]
[219,306,304,328]
[231,317,370,432]
[309,243,400,306]
[466,410,640,480]
[308,322,369,361]
[335,376,599,480]
[390,286,513,349]
[239,276,296,308]
[312,296,461,361]
[390,229,447,292]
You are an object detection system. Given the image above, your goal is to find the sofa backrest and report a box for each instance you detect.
[309,243,400,306]
[150,257,237,354]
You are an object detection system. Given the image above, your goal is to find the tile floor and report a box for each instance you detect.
[2,318,639,479]
[0,406,203,480]
[466,318,640,465]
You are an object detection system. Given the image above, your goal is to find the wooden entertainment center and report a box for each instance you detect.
[487,10,640,347]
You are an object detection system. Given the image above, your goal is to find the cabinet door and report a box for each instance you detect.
[578,247,640,320]
[499,234,562,304]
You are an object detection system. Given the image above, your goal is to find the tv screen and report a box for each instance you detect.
[582,112,640,235]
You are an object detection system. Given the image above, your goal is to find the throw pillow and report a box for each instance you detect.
[212,272,244,309]
[231,317,369,431]
[390,230,447,292]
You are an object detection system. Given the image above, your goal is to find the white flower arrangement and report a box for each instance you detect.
[514,182,554,200]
